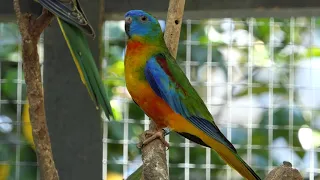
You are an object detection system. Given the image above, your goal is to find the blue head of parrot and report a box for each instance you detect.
[124,10,162,39]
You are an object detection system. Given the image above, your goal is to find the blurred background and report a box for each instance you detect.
[1,2,320,180]
[103,18,320,180]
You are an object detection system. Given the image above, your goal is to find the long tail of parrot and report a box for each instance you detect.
[206,137,260,180]
[173,116,260,180]
[56,18,113,119]
[36,0,113,119]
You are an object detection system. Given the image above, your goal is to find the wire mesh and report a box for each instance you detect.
[102,17,320,180]
[0,22,43,180]
[0,14,320,180]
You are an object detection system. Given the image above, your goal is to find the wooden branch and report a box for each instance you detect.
[13,1,58,180]
[164,0,186,57]
[140,123,168,180]
[139,0,185,180]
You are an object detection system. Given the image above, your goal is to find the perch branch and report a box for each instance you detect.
[140,0,185,180]
[140,122,168,180]
[13,1,58,180]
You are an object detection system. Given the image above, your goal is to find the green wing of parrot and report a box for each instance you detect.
[57,17,113,119]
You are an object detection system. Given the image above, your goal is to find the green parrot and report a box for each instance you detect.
[37,0,113,119]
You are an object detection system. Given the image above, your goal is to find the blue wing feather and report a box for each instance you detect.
[145,54,236,153]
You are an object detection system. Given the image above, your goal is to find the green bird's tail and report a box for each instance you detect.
[57,17,113,119]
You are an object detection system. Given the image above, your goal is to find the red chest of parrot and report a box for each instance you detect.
[124,41,173,128]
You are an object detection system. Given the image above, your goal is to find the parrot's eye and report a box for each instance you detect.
[140,16,148,22]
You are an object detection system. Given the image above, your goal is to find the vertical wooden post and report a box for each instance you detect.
[164,0,186,57]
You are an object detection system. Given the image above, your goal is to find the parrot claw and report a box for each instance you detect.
[137,129,170,149]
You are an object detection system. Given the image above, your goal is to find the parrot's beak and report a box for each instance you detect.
[125,16,132,37]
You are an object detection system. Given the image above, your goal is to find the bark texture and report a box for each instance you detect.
[13,1,58,179]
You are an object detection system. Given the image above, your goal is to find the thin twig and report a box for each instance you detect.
[140,0,185,180]
[13,0,58,180]
[13,0,22,22]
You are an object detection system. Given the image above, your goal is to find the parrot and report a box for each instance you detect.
[35,0,113,119]
[38,0,94,37]
[124,10,261,180]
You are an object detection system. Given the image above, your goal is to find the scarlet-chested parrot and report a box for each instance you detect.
[124,10,261,180]
[36,0,113,119]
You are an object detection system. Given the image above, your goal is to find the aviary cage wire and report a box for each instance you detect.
[0,14,320,180]
[102,17,320,180]
[0,22,43,180]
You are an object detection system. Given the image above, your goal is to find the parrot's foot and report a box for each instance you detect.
[137,129,170,149]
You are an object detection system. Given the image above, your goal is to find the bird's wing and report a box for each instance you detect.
[38,0,95,37]
[144,53,236,152]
